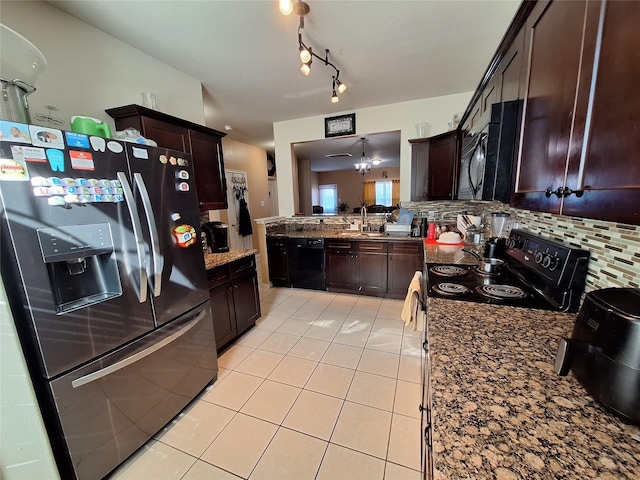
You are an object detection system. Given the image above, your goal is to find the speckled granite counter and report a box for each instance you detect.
[204,248,256,270]
[425,248,640,479]
[267,230,423,241]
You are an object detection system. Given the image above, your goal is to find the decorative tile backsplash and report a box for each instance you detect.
[405,200,640,293]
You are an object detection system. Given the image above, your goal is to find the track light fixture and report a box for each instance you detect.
[354,138,372,175]
[280,0,347,103]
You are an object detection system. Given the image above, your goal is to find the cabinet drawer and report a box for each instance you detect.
[267,237,287,248]
[356,241,387,253]
[230,255,256,279]
[326,240,354,251]
[207,265,231,289]
[389,241,423,254]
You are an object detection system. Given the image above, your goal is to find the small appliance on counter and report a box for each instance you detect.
[555,288,640,424]
[202,221,229,253]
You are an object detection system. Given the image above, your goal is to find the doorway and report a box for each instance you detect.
[225,169,253,250]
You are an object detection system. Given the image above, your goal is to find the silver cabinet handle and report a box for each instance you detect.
[72,310,205,388]
[118,172,147,303]
[134,173,163,297]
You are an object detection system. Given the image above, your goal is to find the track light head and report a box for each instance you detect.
[283,1,347,103]
[299,46,311,63]
[279,0,293,15]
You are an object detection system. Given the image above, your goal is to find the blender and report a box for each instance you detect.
[489,212,512,238]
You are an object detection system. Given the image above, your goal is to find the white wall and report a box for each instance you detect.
[0,282,59,480]
[273,92,472,217]
[1,0,205,133]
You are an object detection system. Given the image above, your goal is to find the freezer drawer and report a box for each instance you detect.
[48,302,218,480]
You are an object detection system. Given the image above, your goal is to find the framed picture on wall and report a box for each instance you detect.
[324,113,356,138]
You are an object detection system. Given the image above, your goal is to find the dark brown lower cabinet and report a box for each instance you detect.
[266,237,290,287]
[325,240,393,296]
[207,255,261,352]
[388,241,424,296]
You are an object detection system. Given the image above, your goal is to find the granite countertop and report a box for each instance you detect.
[204,248,256,270]
[424,248,640,479]
[268,230,424,241]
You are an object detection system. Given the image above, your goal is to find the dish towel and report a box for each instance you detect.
[401,271,424,331]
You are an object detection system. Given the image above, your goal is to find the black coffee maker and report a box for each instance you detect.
[201,221,229,253]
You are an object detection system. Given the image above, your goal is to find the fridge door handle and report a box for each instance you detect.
[133,172,163,297]
[71,310,205,388]
[118,172,148,303]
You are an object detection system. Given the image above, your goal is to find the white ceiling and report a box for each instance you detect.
[46,0,520,156]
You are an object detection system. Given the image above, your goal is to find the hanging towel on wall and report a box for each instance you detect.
[238,197,253,236]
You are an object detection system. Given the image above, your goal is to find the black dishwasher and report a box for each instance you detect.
[289,238,325,290]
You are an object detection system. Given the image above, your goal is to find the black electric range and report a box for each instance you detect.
[425,229,591,312]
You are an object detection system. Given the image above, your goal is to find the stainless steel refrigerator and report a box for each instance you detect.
[0,120,218,480]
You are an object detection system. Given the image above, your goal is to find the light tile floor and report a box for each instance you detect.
[110,288,423,480]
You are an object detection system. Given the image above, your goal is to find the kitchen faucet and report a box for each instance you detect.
[361,205,368,231]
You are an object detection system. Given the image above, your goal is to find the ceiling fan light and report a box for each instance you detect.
[279,0,294,15]
[300,62,311,76]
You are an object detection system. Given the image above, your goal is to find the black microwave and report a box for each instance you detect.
[458,100,519,203]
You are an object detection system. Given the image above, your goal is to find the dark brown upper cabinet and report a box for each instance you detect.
[410,131,460,201]
[106,105,228,211]
[512,0,640,224]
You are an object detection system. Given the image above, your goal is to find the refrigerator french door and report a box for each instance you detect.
[0,121,217,480]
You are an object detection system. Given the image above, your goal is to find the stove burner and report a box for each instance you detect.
[476,284,527,300]
[430,265,468,277]
[433,282,471,296]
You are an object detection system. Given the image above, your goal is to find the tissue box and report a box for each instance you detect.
[385,224,411,236]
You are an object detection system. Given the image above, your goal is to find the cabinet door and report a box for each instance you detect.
[562,0,640,224]
[189,130,228,210]
[388,254,423,296]
[513,0,589,212]
[427,132,459,200]
[354,241,387,294]
[410,141,430,201]
[209,283,236,351]
[326,250,353,290]
[267,240,290,287]
[411,131,459,202]
[140,117,190,153]
[232,273,260,336]
[498,28,525,104]
[355,252,387,294]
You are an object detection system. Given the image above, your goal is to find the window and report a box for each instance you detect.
[375,180,392,206]
[319,184,337,214]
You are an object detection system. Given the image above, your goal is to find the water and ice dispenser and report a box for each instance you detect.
[37,223,122,314]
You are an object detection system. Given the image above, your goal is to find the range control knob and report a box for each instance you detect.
[535,252,544,264]
[547,256,560,271]
[542,255,552,268]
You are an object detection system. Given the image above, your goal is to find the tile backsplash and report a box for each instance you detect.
[405,200,639,293]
